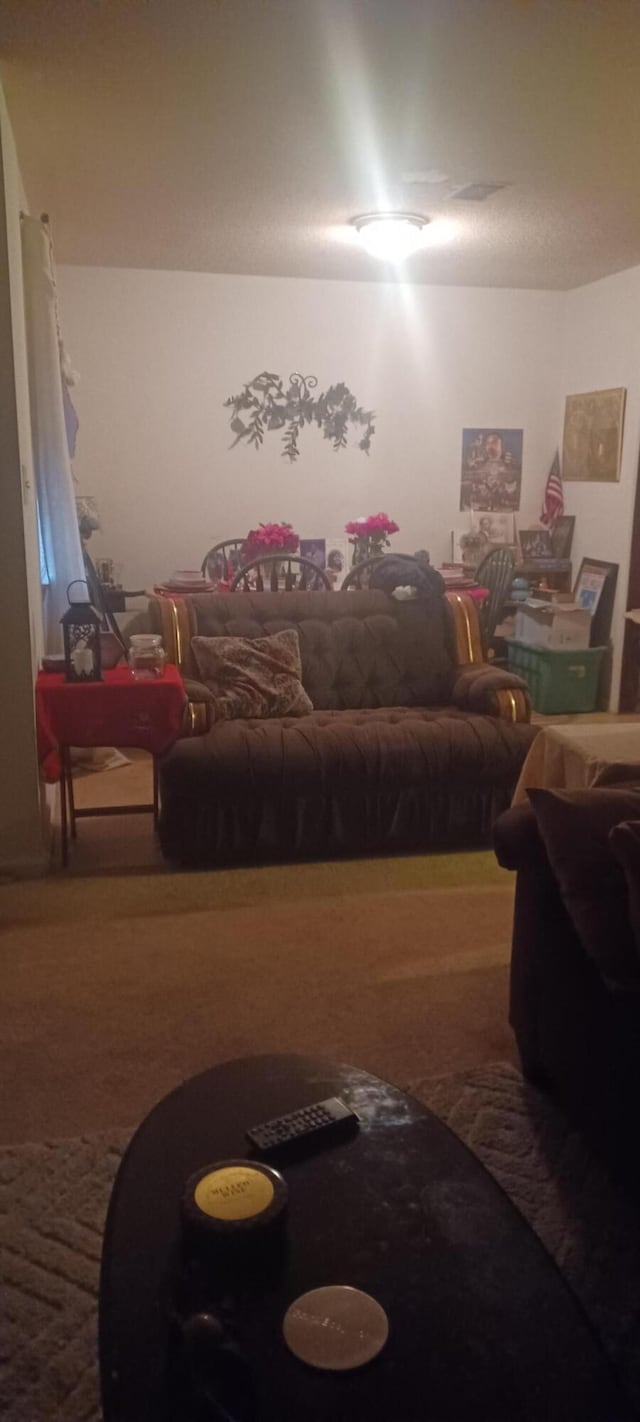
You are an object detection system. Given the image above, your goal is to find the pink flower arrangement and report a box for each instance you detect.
[345,512,399,562]
[345,513,399,539]
[241,522,299,561]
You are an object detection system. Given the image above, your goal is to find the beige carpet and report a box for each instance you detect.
[0,851,514,1143]
[3,1063,640,1422]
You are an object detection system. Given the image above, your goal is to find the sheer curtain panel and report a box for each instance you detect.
[21,215,84,652]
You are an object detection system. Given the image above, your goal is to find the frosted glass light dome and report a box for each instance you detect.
[352,213,429,262]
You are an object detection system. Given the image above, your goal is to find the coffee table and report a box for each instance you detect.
[512,720,640,805]
[100,1055,634,1421]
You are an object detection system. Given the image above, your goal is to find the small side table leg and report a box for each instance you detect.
[63,747,77,839]
[59,751,68,868]
[152,755,159,829]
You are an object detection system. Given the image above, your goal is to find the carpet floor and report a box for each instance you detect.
[0,851,514,1144]
[2,1063,640,1422]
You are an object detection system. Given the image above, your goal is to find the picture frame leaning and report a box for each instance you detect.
[573,557,619,646]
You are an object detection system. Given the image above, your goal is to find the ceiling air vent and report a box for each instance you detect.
[451,182,508,202]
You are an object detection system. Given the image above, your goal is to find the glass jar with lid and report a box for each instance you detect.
[128,634,167,680]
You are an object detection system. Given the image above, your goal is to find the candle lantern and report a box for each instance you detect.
[61,580,103,682]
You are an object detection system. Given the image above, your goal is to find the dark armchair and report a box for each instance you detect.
[494,789,640,1187]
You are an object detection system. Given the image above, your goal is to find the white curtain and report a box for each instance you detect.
[21,216,84,652]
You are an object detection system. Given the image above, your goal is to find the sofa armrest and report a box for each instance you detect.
[493,802,544,869]
[181,677,215,735]
[451,664,532,723]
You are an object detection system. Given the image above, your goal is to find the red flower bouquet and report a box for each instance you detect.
[345,513,399,563]
[241,522,300,562]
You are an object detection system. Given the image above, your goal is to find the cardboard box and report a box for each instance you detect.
[514,599,591,650]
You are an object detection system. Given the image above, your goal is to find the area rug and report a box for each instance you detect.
[2,1063,640,1421]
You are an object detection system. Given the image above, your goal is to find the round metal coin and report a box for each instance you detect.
[283,1285,389,1371]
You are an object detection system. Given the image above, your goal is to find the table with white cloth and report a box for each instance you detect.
[512,720,640,805]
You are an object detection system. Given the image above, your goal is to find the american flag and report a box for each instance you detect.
[540,451,564,527]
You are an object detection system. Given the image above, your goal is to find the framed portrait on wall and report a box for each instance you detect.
[562,388,626,482]
[459,428,523,512]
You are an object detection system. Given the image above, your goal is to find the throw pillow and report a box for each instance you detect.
[528,785,640,987]
[609,820,640,973]
[191,628,313,721]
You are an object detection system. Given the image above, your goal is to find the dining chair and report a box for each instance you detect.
[474,545,515,655]
[339,556,386,590]
[200,538,246,584]
[230,554,332,592]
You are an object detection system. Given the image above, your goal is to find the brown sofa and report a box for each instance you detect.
[149,588,537,867]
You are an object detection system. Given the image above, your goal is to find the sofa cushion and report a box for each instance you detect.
[159,707,538,865]
[178,706,533,789]
[191,629,313,720]
[528,786,640,986]
[180,590,456,709]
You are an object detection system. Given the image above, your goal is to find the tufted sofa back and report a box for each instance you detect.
[150,589,458,709]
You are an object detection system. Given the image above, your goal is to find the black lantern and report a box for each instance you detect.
[61,580,102,682]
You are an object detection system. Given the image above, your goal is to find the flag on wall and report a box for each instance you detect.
[540,451,564,526]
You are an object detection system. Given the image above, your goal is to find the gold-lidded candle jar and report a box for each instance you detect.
[181,1159,288,1251]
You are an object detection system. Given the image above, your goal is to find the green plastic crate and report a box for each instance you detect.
[506,639,605,714]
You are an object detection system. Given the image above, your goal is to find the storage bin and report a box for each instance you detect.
[506,639,605,714]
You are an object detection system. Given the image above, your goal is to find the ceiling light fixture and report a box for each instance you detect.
[351,212,430,263]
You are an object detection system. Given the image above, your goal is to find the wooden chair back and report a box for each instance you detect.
[340,556,385,591]
[474,546,515,650]
[200,539,246,584]
[230,554,332,592]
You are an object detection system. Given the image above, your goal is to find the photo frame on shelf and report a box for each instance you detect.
[550,514,575,560]
[325,537,351,587]
[518,528,553,560]
[299,538,327,569]
[572,557,619,646]
[470,511,515,546]
[451,527,469,563]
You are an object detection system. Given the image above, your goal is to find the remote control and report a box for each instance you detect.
[246,1097,359,1156]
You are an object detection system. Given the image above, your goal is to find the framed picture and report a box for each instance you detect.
[562,388,626,483]
[519,528,553,560]
[459,428,523,512]
[550,514,575,559]
[471,511,515,546]
[300,538,326,569]
[574,566,607,614]
[325,537,350,587]
[451,527,469,563]
[573,558,619,653]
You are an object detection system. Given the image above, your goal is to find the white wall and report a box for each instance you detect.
[0,84,48,874]
[559,264,640,704]
[57,267,563,593]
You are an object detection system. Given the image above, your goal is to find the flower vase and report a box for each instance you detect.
[351,537,386,566]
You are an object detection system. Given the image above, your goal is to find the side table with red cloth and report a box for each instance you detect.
[36,666,187,864]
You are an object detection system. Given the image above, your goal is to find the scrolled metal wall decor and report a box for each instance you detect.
[224,370,375,462]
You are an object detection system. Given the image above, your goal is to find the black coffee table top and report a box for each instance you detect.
[100,1054,635,1421]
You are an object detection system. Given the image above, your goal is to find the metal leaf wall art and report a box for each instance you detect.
[224,371,376,462]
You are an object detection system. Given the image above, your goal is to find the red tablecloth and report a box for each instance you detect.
[36,665,187,782]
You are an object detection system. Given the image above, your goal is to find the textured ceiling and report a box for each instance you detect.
[2,0,640,288]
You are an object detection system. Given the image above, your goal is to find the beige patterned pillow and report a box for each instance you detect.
[191,628,313,720]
